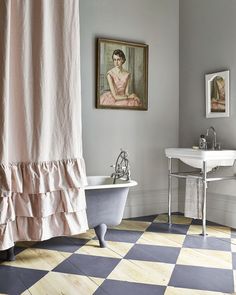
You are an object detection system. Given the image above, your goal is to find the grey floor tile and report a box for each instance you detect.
[232,252,236,269]
[124,244,180,264]
[169,265,234,293]
[53,257,84,275]
[0,265,47,295]
[146,223,190,235]
[191,219,222,226]
[183,235,231,251]
[94,279,166,295]
[33,236,88,253]
[54,253,120,278]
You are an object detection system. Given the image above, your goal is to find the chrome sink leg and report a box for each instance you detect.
[168,157,172,225]
[202,160,207,236]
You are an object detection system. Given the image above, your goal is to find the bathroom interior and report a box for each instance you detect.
[1,0,236,294]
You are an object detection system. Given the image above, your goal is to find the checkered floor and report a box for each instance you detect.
[0,213,236,294]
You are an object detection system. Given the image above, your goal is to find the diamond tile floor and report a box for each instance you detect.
[0,213,236,294]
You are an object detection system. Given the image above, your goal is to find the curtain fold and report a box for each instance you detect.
[0,0,88,250]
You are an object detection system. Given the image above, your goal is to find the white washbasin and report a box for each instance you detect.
[165,148,236,171]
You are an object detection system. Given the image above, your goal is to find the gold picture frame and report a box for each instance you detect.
[96,38,148,110]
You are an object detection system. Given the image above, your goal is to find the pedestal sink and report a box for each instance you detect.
[165,147,236,236]
[165,148,236,171]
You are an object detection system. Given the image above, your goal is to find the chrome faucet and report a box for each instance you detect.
[111,150,131,184]
[206,126,217,150]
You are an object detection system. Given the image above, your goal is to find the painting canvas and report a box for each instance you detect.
[205,70,229,118]
[96,38,148,110]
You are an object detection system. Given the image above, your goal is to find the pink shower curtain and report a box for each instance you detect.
[0,0,88,250]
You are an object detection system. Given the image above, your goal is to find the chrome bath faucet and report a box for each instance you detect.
[111,149,131,184]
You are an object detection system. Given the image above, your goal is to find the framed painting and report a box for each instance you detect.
[205,70,229,118]
[96,38,148,110]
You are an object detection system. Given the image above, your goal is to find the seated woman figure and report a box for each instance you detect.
[100,49,141,107]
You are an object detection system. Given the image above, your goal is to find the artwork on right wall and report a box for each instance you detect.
[205,70,229,118]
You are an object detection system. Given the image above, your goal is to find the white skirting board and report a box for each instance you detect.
[123,187,178,219]
[179,190,236,229]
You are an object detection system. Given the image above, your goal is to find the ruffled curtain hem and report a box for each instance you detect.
[0,158,89,250]
[0,157,87,193]
[0,210,89,251]
[0,188,87,223]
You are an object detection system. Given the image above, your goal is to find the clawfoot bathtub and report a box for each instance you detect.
[85,176,137,247]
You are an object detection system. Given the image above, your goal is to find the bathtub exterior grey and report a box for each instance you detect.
[85,187,129,228]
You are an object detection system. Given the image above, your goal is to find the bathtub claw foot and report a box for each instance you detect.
[94,224,107,248]
[6,246,15,261]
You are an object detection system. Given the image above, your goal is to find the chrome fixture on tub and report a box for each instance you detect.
[111,149,131,184]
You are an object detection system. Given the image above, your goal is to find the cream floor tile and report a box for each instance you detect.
[187,225,231,238]
[28,272,99,295]
[111,220,151,231]
[76,240,133,258]
[177,248,232,269]
[154,214,192,225]
[137,231,185,247]
[108,259,174,286]
[2,248,71,271]
[164,286,227,295]
[72,229,96,240]
[231,238,236,252]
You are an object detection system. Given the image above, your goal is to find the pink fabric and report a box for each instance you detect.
[0,158,87,194]
[0,188,87,223]
[0,1,88,250]
[0,211,88,251]
[100,70,141,107]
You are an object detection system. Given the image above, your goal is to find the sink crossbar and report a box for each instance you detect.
[170,172,236,182]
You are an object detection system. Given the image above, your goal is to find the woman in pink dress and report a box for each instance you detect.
[100,49,141,107]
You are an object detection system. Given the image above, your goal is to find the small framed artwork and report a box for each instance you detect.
[205,70,230,118]
[96,38,148,110]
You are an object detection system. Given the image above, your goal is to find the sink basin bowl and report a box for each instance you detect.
[165,148,236,171]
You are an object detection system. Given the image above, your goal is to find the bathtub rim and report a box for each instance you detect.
[85,176,137,190]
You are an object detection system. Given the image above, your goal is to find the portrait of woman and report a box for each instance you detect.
[211,76,225,112]
[210,75,226,112]
[100,49,141,107]
[96,38,148,110]
[205,70,229,118]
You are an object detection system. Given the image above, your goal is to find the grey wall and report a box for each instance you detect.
[179,0,236,227]
[80,0,179,217]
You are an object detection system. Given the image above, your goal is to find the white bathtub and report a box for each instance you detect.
[85,176,137,247]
